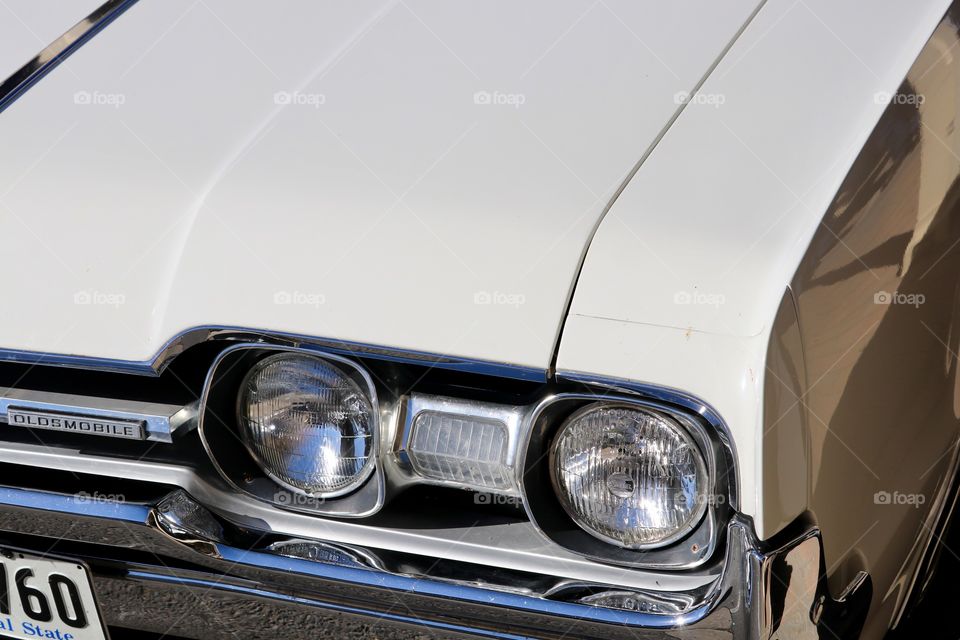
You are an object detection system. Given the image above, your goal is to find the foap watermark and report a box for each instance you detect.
[874,91,925,107]
[274,491,325,506]
[874,290,924,308]
[273,290,326,307]
[700,494,727,507]
[678,493,726,508]
[274,90,326,108]
[874,490,925,508]
[74,491,125,504]
[673,290,725,308]
[73,290,126,308]
[674,91,725,108]
[73,90,126,108]
[473,90,526,109]
[473,290,526,308]
[474,492,522,507]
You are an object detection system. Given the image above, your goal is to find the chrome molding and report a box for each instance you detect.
[0,326,547,382]
[0,0,140,113]
[0,485,873,638]
[0,439,712,591]
[125,570,532,640]
[0,388,194,443]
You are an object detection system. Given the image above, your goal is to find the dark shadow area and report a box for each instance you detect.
[888,499,960,639]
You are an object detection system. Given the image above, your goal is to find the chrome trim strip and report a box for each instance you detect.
[0,389,194,443]
[0,326,547,382]
[126,571,531,640]
[0,485,875,637]
[0,0,140,114]
[0,439,712,591]
[213,545,704,627]
[0,486,721,629]
[0,485,150,522]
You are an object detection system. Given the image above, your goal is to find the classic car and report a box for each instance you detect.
[0,0,958,638]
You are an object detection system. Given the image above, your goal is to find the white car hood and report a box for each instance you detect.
[0,0,761,369]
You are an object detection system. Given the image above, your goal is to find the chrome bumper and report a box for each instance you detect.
[0,486,870,639]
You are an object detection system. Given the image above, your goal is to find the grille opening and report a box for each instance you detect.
[369,484,527,528]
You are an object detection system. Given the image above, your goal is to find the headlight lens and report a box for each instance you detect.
[237,353,375,498]
[550,403,707,549]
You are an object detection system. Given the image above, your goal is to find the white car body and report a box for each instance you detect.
[1,1,959,638]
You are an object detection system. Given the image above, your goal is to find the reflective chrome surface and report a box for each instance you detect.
[0,331,737,572]
[0,485,871,639]
[521,390,727,570]
[199,343,385,518]
[0,388,194,443]
[549,402,709,550]
[237,352,378,499]
[150,489,223,557]
[0,326,547,382]
[0,438,699,591]
[555,370,740,511]
[0,0,139,113]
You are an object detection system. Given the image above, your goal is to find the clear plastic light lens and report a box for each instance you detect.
[550,403,707,549]
[237,353,375,498]
[408,411,511,490]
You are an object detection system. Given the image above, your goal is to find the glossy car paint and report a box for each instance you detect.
[2,1,960,637]
[560,0,952,523]
[789,11,960,636]
[559,0,960,636]
[0,0,760,370]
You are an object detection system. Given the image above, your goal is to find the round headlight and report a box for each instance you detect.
[550,403,707,549]
[237,353,376,498]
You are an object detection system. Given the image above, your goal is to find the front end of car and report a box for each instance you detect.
[8,0,952,635]
[0,329,869,639]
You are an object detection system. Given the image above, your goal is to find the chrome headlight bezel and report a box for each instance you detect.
[548,401,710,550]
[199,343,384,518]
[519,389,730,570]
[235,351,377,500]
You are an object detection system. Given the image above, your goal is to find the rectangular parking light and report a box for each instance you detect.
[407,410,513,490]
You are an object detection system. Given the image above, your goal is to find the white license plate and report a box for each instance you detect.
[0,549,107,640]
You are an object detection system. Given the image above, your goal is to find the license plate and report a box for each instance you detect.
[0,549,107,640]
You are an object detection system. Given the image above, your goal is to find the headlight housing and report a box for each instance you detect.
[237,353,376,498]
[550,402,708,549]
